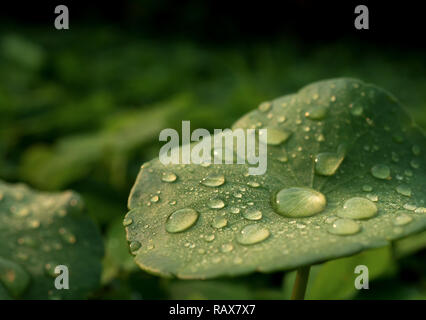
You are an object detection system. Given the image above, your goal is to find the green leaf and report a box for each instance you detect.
[125,78,426,279]
[306,246,394,299]
[0,180,103,299]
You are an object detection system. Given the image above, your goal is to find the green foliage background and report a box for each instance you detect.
[0,24,425,299]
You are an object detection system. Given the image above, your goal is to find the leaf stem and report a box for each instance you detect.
[291,265,311,300]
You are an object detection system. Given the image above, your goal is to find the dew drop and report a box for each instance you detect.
[362,185,373,192]
[258,101,271,112]
[201,174,225,187]
[59,228,77,244]
[272,187,326,218]
[328,219,360,235]
[396,184,412,197]
[337,197,378,219]
[349,102,363,116]
[393,213,413,226]
[44,263,58,278]
[243,208,262,221]
[129,241,141,253]
[166,208,199,233]
[212,216,228,229]
[315,152,344,176]
[237,224,270,245]
[366,194,379,202]
[305,105,328,120]
[150,195,159,203]
[414,207,426,214]
[161,172,177,183]
[204,234,215,242]
[208,198,225,209]
[371,164,390,180]
[123,216,133,227]
[247,181,260,188]
[221,243,234,253]
[263,127,291,145]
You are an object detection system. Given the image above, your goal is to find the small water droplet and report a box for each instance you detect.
[263,127,291,145]
[315,152,344,176]
[161,172,177,183]
[328,219,360,235]
[129,241,141,253]
[212,216,228,229]
[362,185,373,192]
[59,228,77,244]
[44,263,58,278]
[221,243,234,253]
[204,234,215,242]
[230,207,240,214]
[166,208,199,233]
[243,208,262,221]
[337,197,377,219]
[366,194,379,202]
[272,187,326,218]
[208,198,225,209]
[371,164,391,180]
[396,184,412,197]
[349,102,363,116]
[123,217,133,227]
[393,213,413,226]
[201,174,225,187]
[305,105,328,120]
[258,101,271,112]
[237,224,270,245]
[403,203,416,211]
[247,181,260,188]
[150,195,159,203]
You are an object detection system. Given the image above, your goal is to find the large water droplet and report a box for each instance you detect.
[201,174,225,187]
[161,172,177,183]
[166,208,199,233]
[237,224,270,245]
[371,164,390,180]
[337,197,377,219]
[328,218,360,235]
[243,208,262,221]
[272,187,326,218]
[221,243,234,253]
